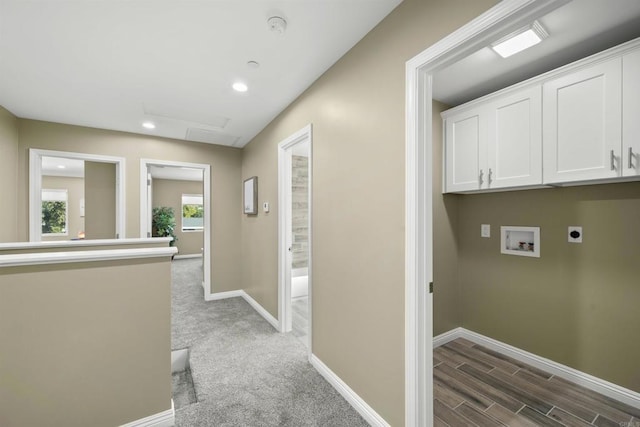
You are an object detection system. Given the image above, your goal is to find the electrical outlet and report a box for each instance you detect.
[481,224,491,238]
[568,226,582,243]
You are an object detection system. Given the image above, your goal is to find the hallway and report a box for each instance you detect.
[170,259,368,426]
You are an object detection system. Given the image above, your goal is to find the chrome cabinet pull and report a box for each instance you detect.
[611,150,616,171]
[629,147,634,169]
[479,169,484,186]
[488,168,493,185]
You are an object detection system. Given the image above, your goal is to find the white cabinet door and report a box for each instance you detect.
[623,49,640,177]
[543,58,622,183]
[444,109,486,192]
[487,85,542,189]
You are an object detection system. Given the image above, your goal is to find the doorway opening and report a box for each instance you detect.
[140,159,211,298]
[278,124,312,353]
[404,1,569,425]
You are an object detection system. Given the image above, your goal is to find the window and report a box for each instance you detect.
[42,189,68,236]
[182,194,203,231]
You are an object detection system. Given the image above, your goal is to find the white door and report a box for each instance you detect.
[623,49,640,177]
[278,125,312,353]
[487,85,542,189]
[543,58,622,183]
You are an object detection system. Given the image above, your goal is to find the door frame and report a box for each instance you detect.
[404,0,569,424]
[29,148,126,242]
[139,158,211,298]
[277,124,313,354]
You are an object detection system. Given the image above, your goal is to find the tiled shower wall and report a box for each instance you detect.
[292,155,309,270]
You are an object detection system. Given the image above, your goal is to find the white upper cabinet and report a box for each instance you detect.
[486,86,542,189]
[543,58,622,183]
[623,49,640,177]
[444,108,485,192]
[443,85,542,192]
[442,38,640,193]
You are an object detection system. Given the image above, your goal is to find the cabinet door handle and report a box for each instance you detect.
[488,168,493,185]
[479,169,484,186]
[629,147,634,169]
[610,150,616,171]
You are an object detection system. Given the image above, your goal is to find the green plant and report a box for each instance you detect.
[152,206,177,246]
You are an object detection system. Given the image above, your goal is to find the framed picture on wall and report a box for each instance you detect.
[243,176,258,215]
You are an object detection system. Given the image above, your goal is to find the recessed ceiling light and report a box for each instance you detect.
[57,165,66,169]
[491,21,548,58]
[142,121,156,129]
[232,82,248,92]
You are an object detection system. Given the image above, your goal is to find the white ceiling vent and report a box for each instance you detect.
[186,128,240,146]
[144,103,230,129]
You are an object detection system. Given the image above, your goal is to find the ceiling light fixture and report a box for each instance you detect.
[232,82,248,92]
[491,21,548,58]
[267,16,287,35]
[142,121,156,129]
[57,165,66,169]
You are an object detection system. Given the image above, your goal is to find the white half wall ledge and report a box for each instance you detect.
[119,400,175,427]
[0,247,178,268]
[0,237,173,251]
[434,327,640,409]
[310,354,391,427]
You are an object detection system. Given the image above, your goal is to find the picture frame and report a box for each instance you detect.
[243,176,258,215]
[500,226,540,258]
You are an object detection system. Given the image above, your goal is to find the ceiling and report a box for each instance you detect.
[42,156,84,178]
[434,0,640,107]
[0,0,402,148]
[149,165,203,182]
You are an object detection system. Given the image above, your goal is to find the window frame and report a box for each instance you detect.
[181,193,204,232]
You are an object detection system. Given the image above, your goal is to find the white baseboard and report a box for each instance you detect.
[201,289,279,331]
[173,254,203,260]
[120,400,175,427]
[240,291,279,330]
[432,327,464,348]
[310,354,390,427]
[434,327,640,409]
[204,290,243,301]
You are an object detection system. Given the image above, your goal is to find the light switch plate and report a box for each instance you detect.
[568,226,582,243]
[263,202,270,213]
[481,224,491,238]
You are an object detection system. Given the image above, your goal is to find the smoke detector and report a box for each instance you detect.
[267,16,287,35]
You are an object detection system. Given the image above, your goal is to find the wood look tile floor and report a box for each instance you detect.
[434,338,640,426]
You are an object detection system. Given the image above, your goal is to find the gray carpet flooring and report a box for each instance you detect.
[170,259,369,427]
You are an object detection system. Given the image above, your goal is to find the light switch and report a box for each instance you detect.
[568,226,582,243]
[481,224,491,238]
[263,202,270,213]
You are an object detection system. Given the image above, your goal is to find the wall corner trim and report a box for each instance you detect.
[310,354,391,427]
[203,289,279,331]
[119,400,175,427]
[434,328,640,409]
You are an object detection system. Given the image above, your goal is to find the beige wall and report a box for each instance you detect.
[240,0,497,424]
[432,101,461,335]
[41,176,85,241]
[16,119,242,294]
[0,107,19,243]
[85,161,116,239]
[0,257,172,427]
[458,182,640,392]
[153,178,204,256]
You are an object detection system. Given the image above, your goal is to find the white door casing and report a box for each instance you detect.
[405,0,569,425]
